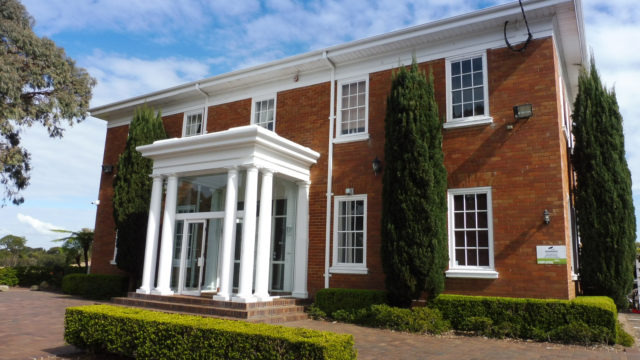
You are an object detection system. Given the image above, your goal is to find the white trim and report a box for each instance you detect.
[336,76,369,140]
[447,186,497,277]
[332,133,370,144]
[445,269,499,279]
[445,51,490,126]
[250,94,277,132]
[331,194,368,274]
[182,109,205,137]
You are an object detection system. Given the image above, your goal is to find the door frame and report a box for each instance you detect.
[178,219,208,295]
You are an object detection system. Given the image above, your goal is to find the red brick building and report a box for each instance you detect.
[90,0,585,302]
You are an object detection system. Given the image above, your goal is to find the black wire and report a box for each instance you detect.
[504,0,533,52]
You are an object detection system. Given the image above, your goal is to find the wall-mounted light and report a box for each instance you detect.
[345,188,354,196]
[372,157,383,176]
[513,104,533,120]
[543,209,550,225]
[102,164,114,174]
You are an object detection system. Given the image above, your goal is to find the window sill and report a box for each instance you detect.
[110,260,117,265]
[330,266,368,275]
[571,272,578,281]
[333,133,369,144]
[445,269,499,279]
[443,116,493,129]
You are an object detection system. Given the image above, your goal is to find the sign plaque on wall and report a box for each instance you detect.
[536,245,567,265]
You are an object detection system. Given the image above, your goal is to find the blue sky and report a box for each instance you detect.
[1,0,639,249]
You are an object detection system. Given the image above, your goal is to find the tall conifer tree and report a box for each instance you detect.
[381,61,448,306]
[572,60,636,308]
[113,105,166,284]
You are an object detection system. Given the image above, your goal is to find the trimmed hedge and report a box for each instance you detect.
[0,267,19,286]
[315,288,387,316]
[14,265,85,287]
[65,305,357,360]
[62,274,128,300]
[333,304,450,334]
[431,294,620,344]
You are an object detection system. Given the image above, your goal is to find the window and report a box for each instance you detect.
[331,195,367,274]
[183,110,204,137]
[444,53,491,129]
[252,97,276,131]
[336,78,368,141]
[446,187,498,279]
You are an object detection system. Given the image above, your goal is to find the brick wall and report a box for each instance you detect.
[91,36,574,299]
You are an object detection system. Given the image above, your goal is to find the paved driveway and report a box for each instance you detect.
[2,287,640,359]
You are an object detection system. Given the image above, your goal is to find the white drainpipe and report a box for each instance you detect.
[195,83,209,133]
[323,51,336,289]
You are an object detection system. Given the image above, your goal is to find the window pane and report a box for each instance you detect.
[465,194,475,210]
[474,87,483,101]
[462,74,472,88]
[358,93,365,106]
[455,212,464,228]
[453,105,462,119]
[454,195,464,211]
[477,211,488,228]
[463,89,472,103]
[355,233,363,247]
[455,231,465,247]
[350,109,357,122]
[355,215,363,230]
[451,61,461,76]
[452,90,461,104]
[478,230,489,247]
[467,249,478,266]
[478,249,489,266]
[461,59,471,73]
[474,102,484,116]
[466,212,476,228]
[355,249,363,264]
[463,103,473,117]
[268,99,274,110]
[477,194,487,210]
[466,231,477,247]
[473,72,483,86]
[342,84,349,94]
[355,200,364,215]
[455,249,466,266]
[452,76,461,90]
[472,57,482,71]
[358,108,365,121]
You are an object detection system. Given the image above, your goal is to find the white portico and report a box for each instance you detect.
[135,125,319,302]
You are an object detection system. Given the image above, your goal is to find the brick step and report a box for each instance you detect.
[126,292,302,310]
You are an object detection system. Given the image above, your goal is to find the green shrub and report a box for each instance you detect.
[0,267,19,286]
[616,321,635,346]
[62,274,128,300]
[14,265,85,287]
[330,304,449,335]
[315,289,387,316]
[65,305,357,360]
[431,294,619,345]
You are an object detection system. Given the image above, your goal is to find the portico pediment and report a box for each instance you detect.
[137,125,320,181]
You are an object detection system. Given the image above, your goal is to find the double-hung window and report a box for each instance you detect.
[252,96,276,131]
[183,110,204,137]
[444,52,491,129]
[446,187,498,279]
[336,77,368,142]
[331,195,367,274]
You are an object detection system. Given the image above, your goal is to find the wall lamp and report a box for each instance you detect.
[102,164,114,174]
[372,157,383,176]
[543,209,551,225]
[513,104,533,120]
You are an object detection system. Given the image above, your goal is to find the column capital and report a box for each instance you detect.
[225,166,238,172]
[149,173,164,180]
[296,180,311,188]
[258,167,275,176]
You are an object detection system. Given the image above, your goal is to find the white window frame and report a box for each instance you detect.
[330,194,368,274]
[182,109,205,137]
[444,51,492,129]
[445,187,498,279]
[335,76,369,143]
[251,94,277,132]
[110,229,118,265]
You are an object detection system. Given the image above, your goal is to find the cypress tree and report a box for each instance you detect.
[381,61,448,307]
[572,60,636,309]
[113,105,166,284]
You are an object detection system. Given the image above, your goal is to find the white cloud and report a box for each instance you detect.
[17,213,61,235]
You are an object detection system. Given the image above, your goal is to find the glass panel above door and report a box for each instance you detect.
[177,173,227,213]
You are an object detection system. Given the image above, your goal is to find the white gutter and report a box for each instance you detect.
[323,51,335,289]
[195,83,209,133]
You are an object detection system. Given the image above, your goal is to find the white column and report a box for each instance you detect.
[253,169,274,301]
[233,166,259,303]
[153,174,178,295]
[292,180,310,298]
[137,175,164,294]
[214,168,238,301]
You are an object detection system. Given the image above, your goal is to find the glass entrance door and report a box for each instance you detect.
[180,221,207,294]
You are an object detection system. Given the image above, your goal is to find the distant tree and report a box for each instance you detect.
[572,60,636,309]
[113,105,166,284]
[0,234,26,266]
[0,0,96,205]
[381,61,448,307]
[53,228,94,271]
